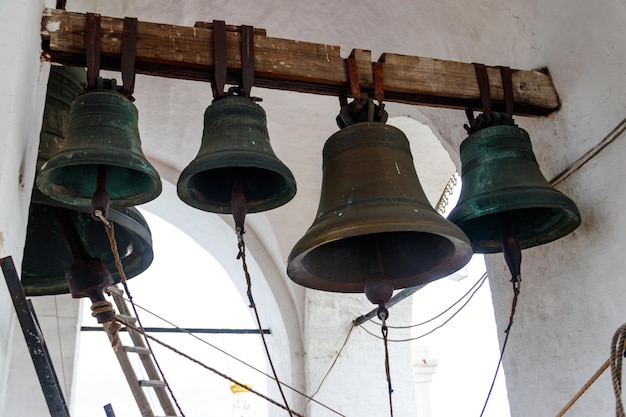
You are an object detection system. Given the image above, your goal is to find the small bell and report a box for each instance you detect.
[177,90,296,217]
[448,123,581,253]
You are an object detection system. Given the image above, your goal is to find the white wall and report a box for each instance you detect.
[0,0,54,415]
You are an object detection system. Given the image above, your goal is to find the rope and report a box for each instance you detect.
[379,309,394,417]
[108,293,345,417]
[120,319,307,417]
[91,300,122,350]
[611,324,626,417]
[479,277,520,417]
[237,229,294,417]
[97,211,186,417]
[555,325,626,417]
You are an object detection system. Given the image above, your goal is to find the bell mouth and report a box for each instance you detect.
[287,202,473,293]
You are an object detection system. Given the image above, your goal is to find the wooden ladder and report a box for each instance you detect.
[106,285,179,417]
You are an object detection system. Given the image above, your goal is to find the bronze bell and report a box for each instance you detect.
[36,77,162,209]
[287,122,473,296]
[21,68,154,296]
[177,90,296,214]
[448,124,581,253]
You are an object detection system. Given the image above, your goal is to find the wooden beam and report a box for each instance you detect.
[41,8,560,116]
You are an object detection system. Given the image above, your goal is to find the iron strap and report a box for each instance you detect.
[85,13,101,91]
[121,17,138,99]
[212,20,227,100]
[473,62,492,120]
[499,66,515,115]
[347,57,361,100]
[373,61,385,116]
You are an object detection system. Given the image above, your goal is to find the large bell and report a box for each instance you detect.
[447,124,581,254]
[287,122,473,294]
[36,78,162,209]
[22,191,154,296]
[177,91,297,214]
[21,68,154,296]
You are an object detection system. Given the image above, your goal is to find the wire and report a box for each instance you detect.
[53,296,69,395]
[305,323,354,415]
[360,272,489,343]
[110,293,346,417]
[119,319,306,417]
[371,271,488,330]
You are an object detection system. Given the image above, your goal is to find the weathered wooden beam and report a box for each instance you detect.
[41,8,560,116]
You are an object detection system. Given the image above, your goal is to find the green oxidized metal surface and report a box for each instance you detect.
[448,124,581,254]
[36,78,162,209]
[177,92,297,214]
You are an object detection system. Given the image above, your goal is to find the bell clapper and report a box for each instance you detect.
[91,164,110,222]
[501,212,522,284]
[231,170,247,233]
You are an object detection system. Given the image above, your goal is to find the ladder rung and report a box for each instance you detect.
[116,313,137,323]
[139,380,167,388]
[107,285,124,296]
[122,345,150,355]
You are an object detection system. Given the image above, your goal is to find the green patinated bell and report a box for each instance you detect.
[177,91,297,214]
[22,69,154,296]
[21,190,154,296]
[287,122,472,294]
[36,78,162,209]
[448,124,581,254]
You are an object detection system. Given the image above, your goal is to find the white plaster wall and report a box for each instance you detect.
[479,2,626,416]
[0,0,57,415]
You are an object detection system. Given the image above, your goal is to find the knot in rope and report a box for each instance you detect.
[91,300,121,351]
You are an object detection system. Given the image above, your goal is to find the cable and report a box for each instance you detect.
[360,272,489,343]
[110,293,346,417]
[371,271,488,330]
[305,323,354,415]
[119,319,306,417]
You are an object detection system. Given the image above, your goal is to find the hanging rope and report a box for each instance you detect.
[479,276,520,417]
[237,229,295,417]
[110,292,345,417]
[120,319,306,417]
[378,306,394,417]
[96,210,186,417]
[555,324,626,416]
[611,324,626,417]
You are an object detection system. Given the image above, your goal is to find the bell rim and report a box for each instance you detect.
[36,149,163,208]
[287,204,473,293]
[177,153,297,214]
[448,186,582,253]
[21,195,154,296]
